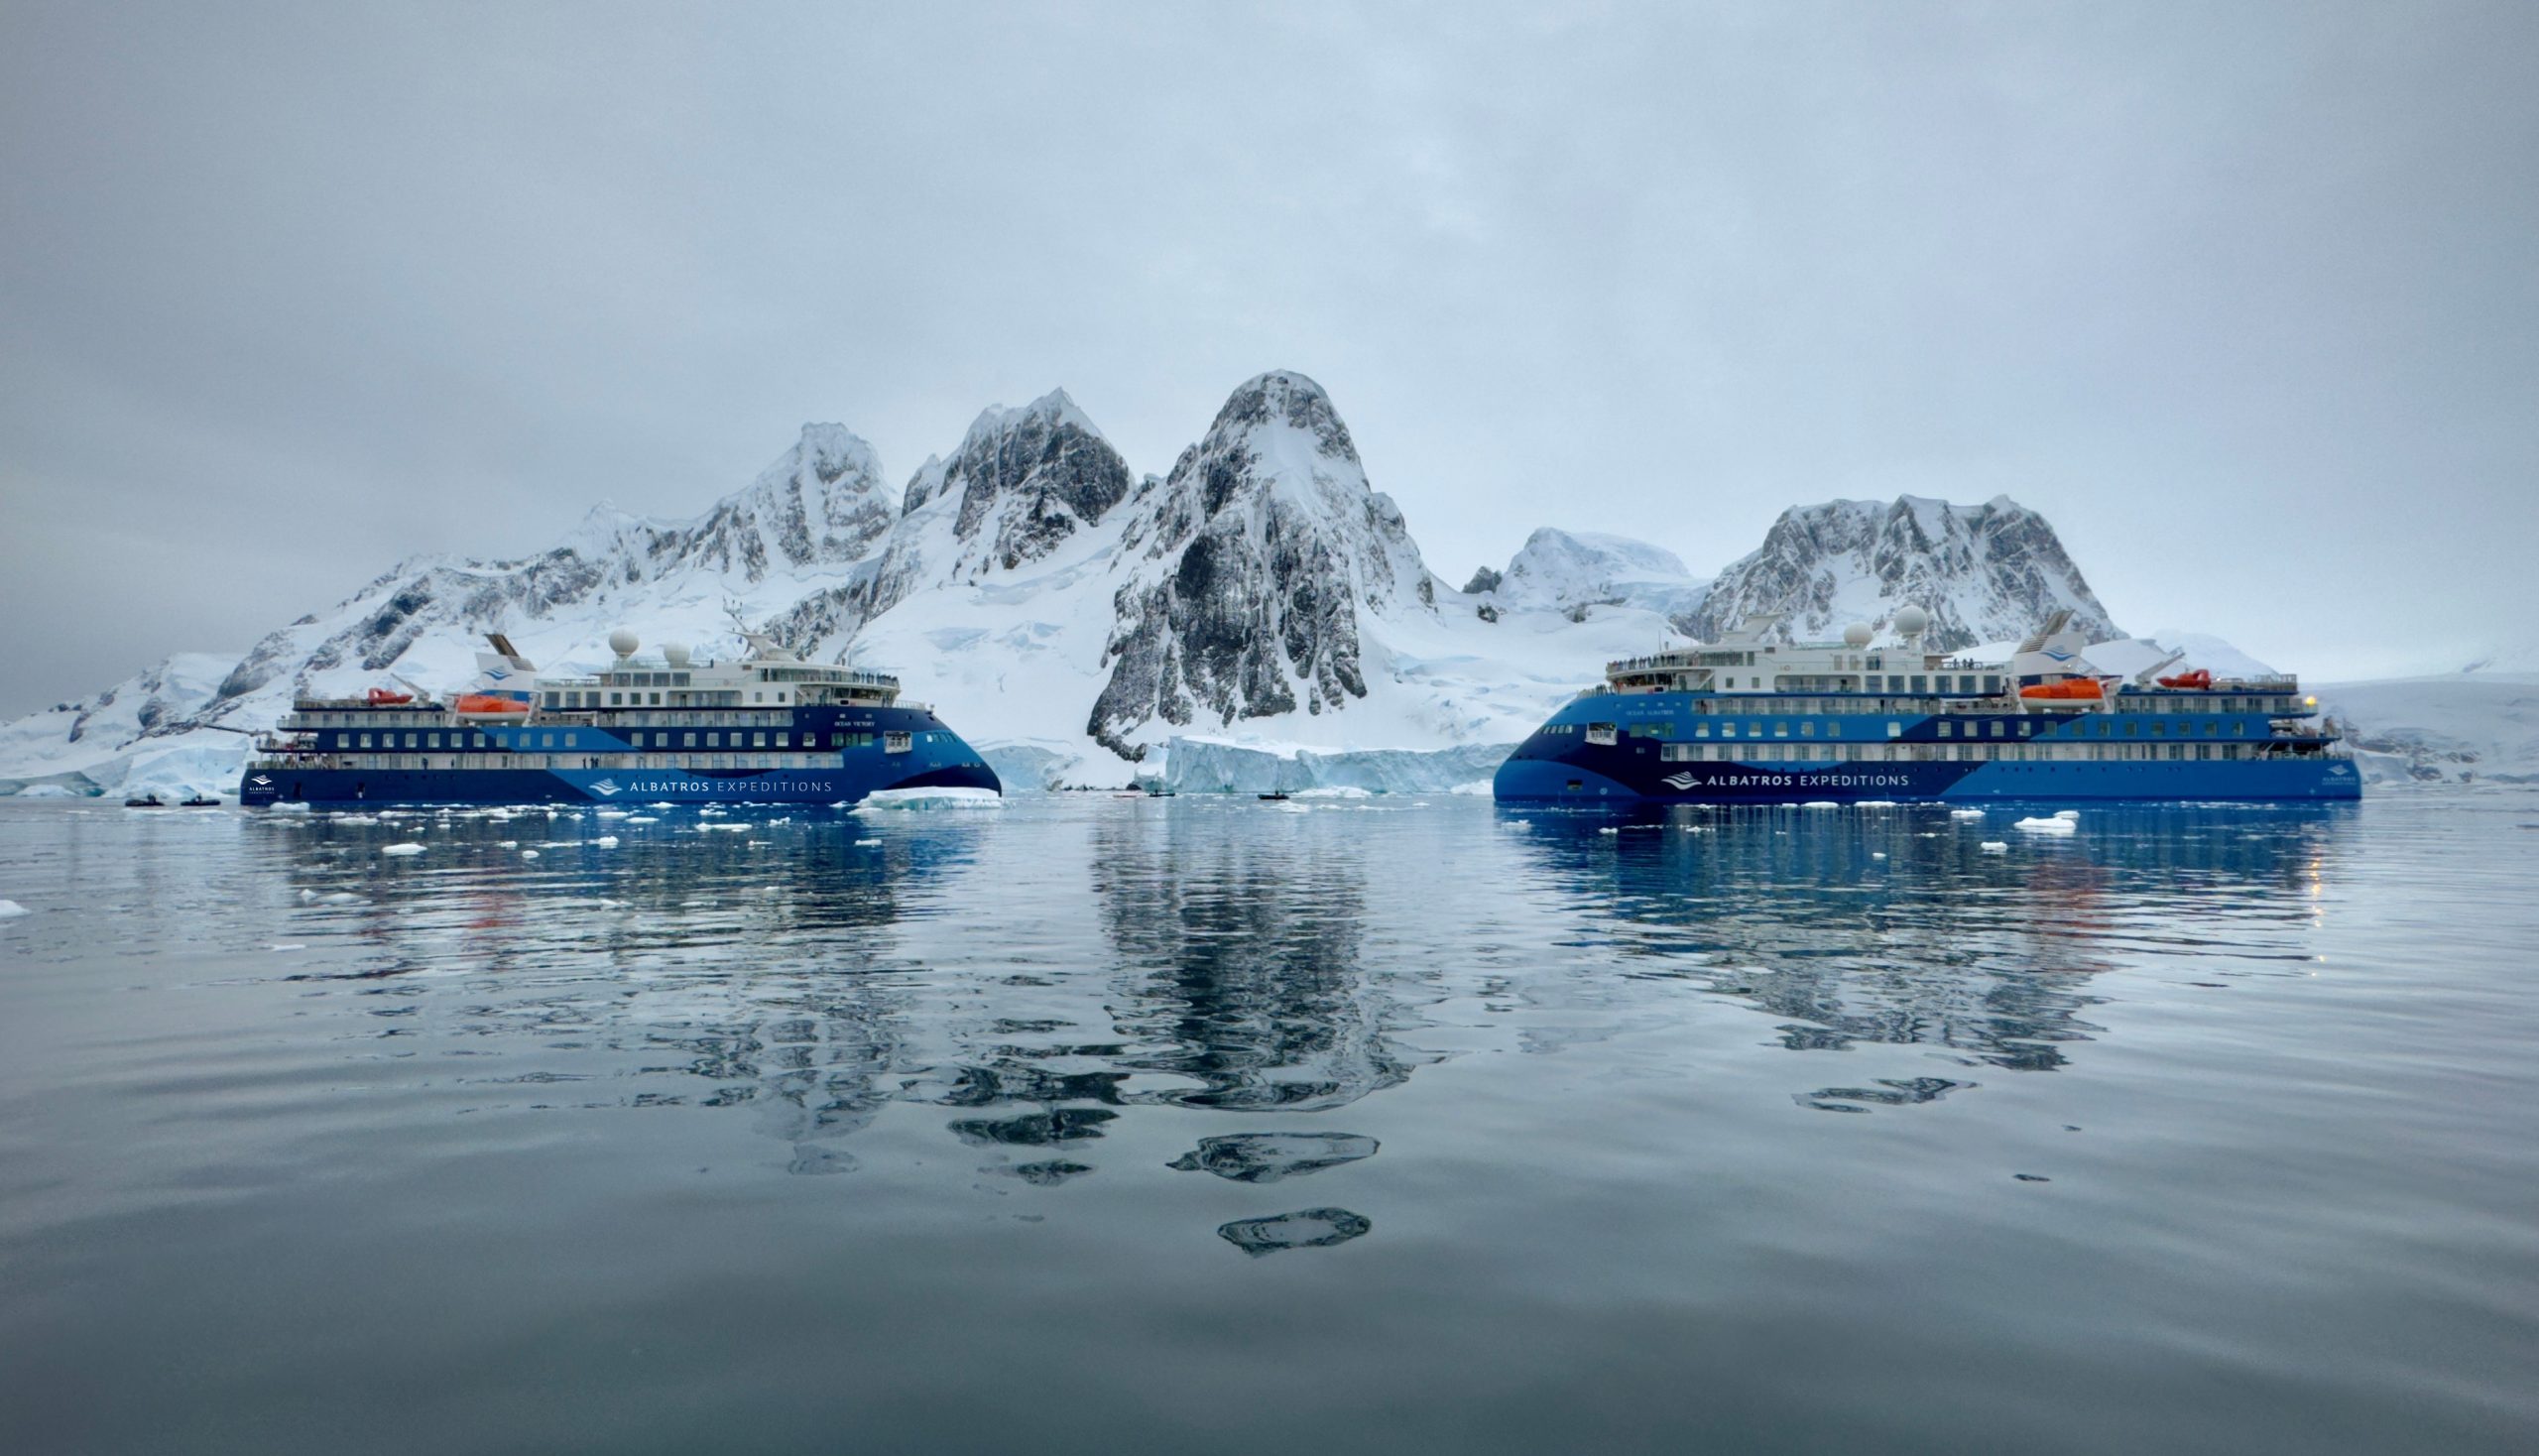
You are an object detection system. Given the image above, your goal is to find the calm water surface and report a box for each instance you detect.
[2,792,2534,1453]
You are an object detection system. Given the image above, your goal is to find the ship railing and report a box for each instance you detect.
[288,697,446,711]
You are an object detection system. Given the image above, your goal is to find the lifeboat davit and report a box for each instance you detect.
[2156,668,2213,689]
[366,687,415,706]
[453,691,534,719]
[2018,678,2106,701]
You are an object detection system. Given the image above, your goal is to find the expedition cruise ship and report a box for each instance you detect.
[237,630,1000,807]
[1493,607,2359,804]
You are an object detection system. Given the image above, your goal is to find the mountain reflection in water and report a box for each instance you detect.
[5,792,2529,1456]
[230,797,2360,1174]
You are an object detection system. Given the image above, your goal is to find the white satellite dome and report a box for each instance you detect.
[1892,604,1931,638]
[663,643,690,667]
[1843,623,1874,648]
[607,628,640,658]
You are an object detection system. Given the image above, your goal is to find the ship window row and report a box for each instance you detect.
[1643,715,2251,743]
[289,707,907,731]
[1683,693,2295,717]
[1655,741,2267,764]
[329,729,880,751]
[252,753,841,773]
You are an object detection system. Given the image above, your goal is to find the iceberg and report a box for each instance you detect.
[1162,736,1516,795]
[853,787,1005,811]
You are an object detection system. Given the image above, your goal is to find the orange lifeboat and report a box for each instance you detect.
[366,687,415,706]
[453,692,534,718]
[2156,668,2212,689]
[2018,678,2106,701]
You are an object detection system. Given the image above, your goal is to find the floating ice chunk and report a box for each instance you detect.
[697,807,727,816]
[1294,786,1372,799]
[853,788,1004,811]
[1450,781,1495,795]
[266,801,312,814]
[498,840,519,848]
[768,816,790,825]
[597,809,632,819]
[1981,841,2009,853]
[0,900,27,918]
[520,849,540,859]
[649,802,677,809]
[1950,808,1987,820]
[625,816,659,824]
[1872,851,1887,859]
[592,835,619,848]
[853,838,881,847]
[318,891,363,904]
[2014,816,2077,834]
[1801,800,1841,809]
[269,942,302,951]
[1598,826,1620,835]
[2053,809,2080,820]
[1856,799,1898,807]
[706,823,750,833]
[299,889,317,901]
[380,842,426,856]
[333,814,380,825]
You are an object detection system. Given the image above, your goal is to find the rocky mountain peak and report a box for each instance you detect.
[1202,370,1359,465]
[921,388,1133,576]
[1684,495,2118,651]
[1088,372,1434,759]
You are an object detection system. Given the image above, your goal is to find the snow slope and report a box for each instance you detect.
[2319,673,2539,785]
[1470,528,1712,625]
[13,369,2502,797]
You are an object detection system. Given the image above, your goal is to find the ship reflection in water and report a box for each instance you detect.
[11,791,2530,1456]
[227,796,2358,1245]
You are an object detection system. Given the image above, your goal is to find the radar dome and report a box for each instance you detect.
[1843,623,1874,648]
[663,644,690,667]
[1892,604,1931,638]
[608,629,640,658]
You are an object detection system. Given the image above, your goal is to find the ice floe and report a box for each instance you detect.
[854,787,1005,811]
[380,842,426,856]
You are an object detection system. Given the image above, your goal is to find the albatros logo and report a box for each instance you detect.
[588,779,623,797]
[250,775,273,787]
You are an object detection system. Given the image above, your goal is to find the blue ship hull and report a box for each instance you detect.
[239,735,1000,807]
[1494,687,2360,803]
[1493,753,2359,803]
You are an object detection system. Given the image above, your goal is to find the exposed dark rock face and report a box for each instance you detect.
[1462,565,1503,594]
[1685,496,2120,651]
[934,391,1133,575]
[1087,371,1432,758]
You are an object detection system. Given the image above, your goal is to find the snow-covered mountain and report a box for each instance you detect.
[21,370,2497,798]
[1468,529,1711,625]
[1687,496,2118,650]
[1088,372,1438,757]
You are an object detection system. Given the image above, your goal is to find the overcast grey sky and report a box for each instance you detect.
[4,0,2534,715]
